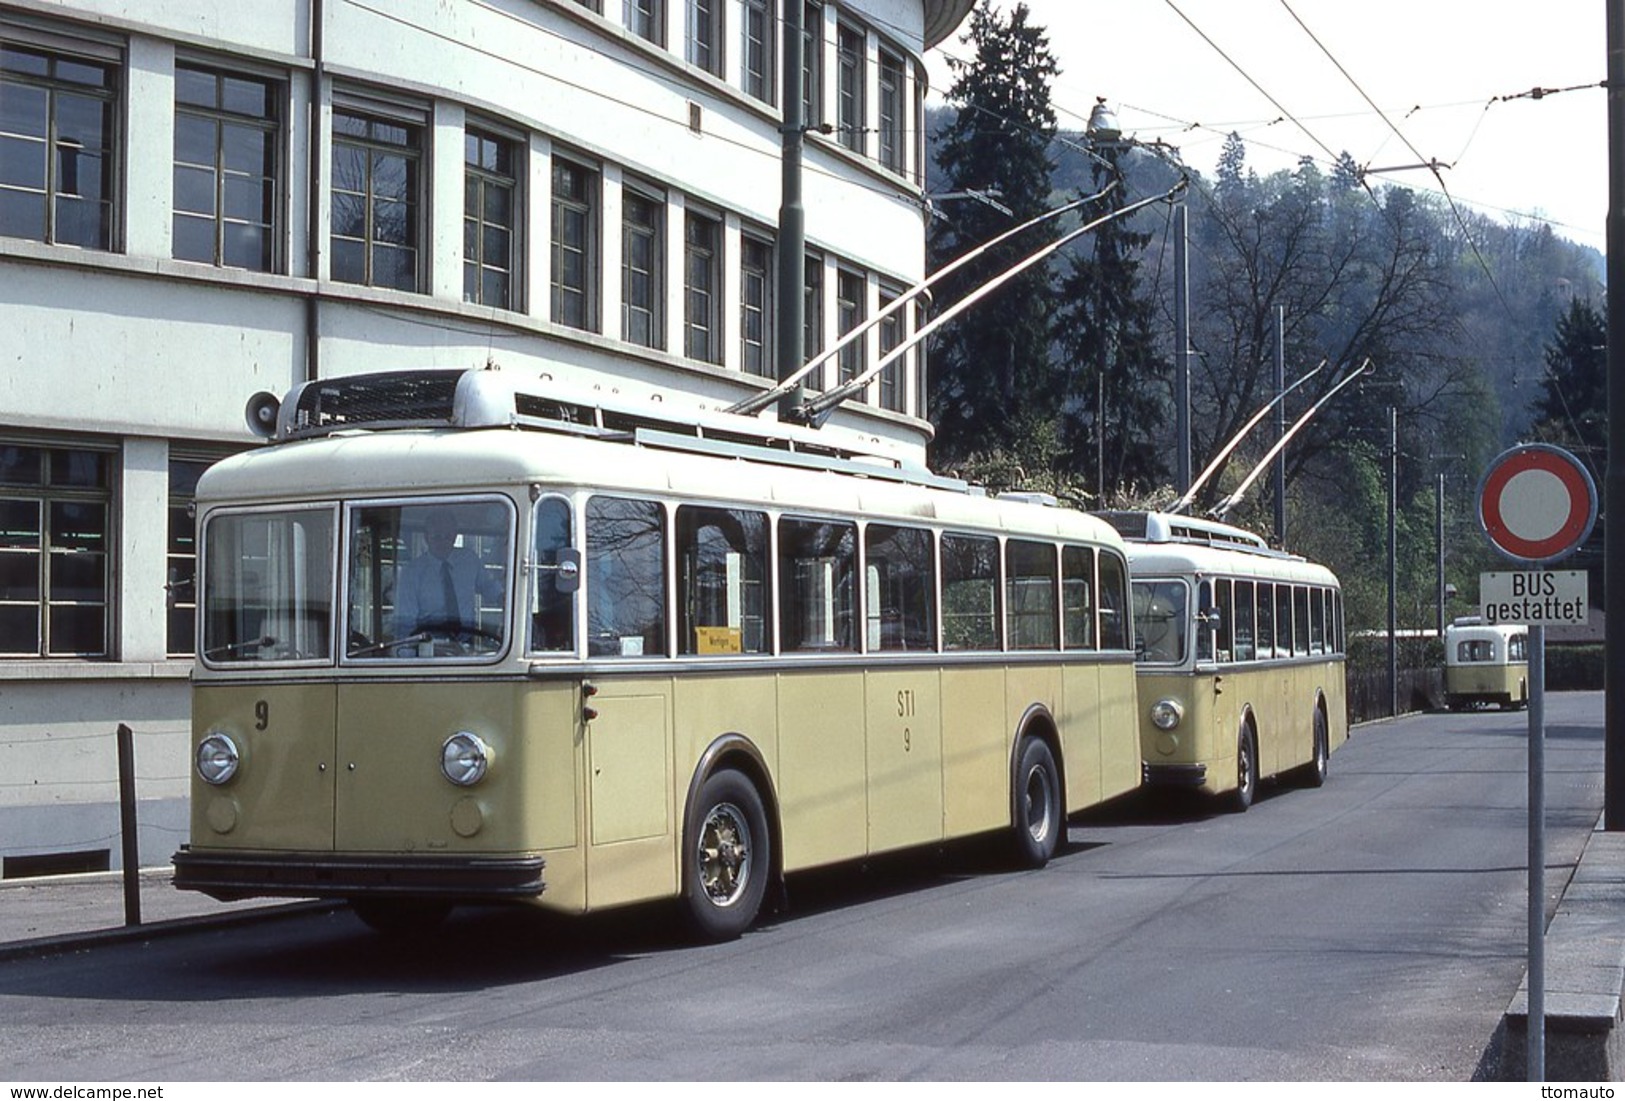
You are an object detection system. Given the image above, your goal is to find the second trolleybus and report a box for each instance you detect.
[1097,511,1349,811]
[1443,617,1529,711]
[174,368,1143,939]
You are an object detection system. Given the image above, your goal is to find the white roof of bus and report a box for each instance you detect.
[198,428,1125,545]
[1104,511,1339,588]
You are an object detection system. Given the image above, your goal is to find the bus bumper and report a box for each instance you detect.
[171,847,545,902]
[1144,762,1208,788]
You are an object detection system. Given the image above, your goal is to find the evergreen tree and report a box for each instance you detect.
[1532,295,1606,471]
[926,1,1060,468]
[1053,141,1169,500]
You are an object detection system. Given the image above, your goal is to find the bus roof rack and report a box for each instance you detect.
[1094,510,1274,553]
[261,366,970,493]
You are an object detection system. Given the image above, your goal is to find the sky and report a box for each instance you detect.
[924,0,1609,251]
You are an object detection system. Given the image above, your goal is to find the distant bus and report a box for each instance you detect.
[1443,618,1528,711]
[173,368,1143,939]
[1097,511,1349,810]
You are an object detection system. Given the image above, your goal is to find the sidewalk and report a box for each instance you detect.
[0,866,332,962]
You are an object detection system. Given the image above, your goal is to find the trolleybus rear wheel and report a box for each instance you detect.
[682,768,770,941]
[1011,737,1062,868]
[1295,707,1329,788]
[1229,725,1258,812]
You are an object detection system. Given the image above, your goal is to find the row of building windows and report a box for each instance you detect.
[0,17,924,411]
[0,442,214,660]
[581,0,926,179]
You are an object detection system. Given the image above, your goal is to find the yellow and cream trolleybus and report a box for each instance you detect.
[173,368,1142,938]
[1096,511,1348,811]
[1443,617,1528,711]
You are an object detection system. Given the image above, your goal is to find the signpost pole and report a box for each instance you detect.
[1475,442,1595,1083]
[1528,623,1546,1080]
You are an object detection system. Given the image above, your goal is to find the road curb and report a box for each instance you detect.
[0,900,340,964]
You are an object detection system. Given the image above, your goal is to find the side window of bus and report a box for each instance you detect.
[1333,590,1344,654]
[865,524,935,652]
[1006,539,1057,650]
[678,505,769,655]
[1233,579,1256,661]
[1310,587,1327,654]
[1277,583,1293,658]
[1510,632,1528,662]
[586,496,667,657]
[779,517,857,651]
[529,495,575,653]
[1255,582,1275,659]
[1293,585,1310,655]
[1098,551,1129,651]
[942,533,998,651]
[1215,578,1233,661]
[1061,545,1095,650]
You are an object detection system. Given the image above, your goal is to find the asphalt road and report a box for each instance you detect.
[0,691,1605,1082]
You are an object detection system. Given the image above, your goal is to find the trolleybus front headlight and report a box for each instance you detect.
[441,732,492,787]
[196,732,241,785]
[1149,698,1185,731]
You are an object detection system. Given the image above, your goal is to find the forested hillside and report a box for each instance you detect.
[918,8,1605,638]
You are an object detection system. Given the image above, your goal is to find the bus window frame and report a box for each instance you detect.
[199,501,340,669]
[342,493,518,666]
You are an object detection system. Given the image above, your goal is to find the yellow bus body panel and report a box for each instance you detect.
[777,669,867,869]
[1139,660,1348,797]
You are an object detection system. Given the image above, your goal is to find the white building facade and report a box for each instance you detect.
[0,0,971,874]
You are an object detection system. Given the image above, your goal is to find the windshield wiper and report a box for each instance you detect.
[203,635,276,660]
[347,631,429,658]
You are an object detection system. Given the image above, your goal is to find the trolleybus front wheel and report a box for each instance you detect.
[1010,737,1062,868]
[682,768,770,941]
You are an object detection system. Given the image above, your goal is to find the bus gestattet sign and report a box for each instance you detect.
[1476,443,1595,626]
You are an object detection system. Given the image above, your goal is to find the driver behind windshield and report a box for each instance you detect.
[394,508,504,638]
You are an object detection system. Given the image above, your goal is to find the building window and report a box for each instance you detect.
[686,0,722,75]
[836,23,865,155]
[464,126,517,309]
[0,40,117,249]
[330,105,422,291]
[551,156,598,331]
[803,252,823,387]
[625,0,664,46]
[836,267,865,391]
[878,48,904,174]
[0,443,111,658]
[740,232,773,377]
[912,62,926,185]
[166,455,215,657]
[621,183,664,348]
[684,210,721,363]
[878,282,904,412]
[173,63,279,271]
[742,0,773,104]
[801,2,822,126]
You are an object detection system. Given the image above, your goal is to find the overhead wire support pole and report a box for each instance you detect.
[1208,359,1371,521]
[801,184,1187,422]
[1274,305,1287,544]
[1175,202,1192,495]
[1605,0,1625,832]
[1167,360,1325,515]
[774,0,808,423]
[728,186,1112,417]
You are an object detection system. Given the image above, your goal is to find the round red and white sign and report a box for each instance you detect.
[1477,443,1597,564]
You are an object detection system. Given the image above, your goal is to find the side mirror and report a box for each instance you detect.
[554,548,581,594]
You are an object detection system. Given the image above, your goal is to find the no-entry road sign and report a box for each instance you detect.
[1477,443,1597,565]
